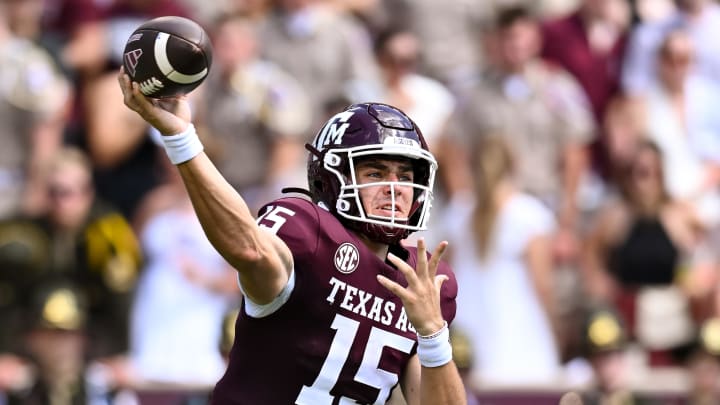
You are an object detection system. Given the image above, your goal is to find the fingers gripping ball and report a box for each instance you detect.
[122,16,213,98]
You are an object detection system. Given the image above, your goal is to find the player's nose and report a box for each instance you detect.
[382,180,405,197]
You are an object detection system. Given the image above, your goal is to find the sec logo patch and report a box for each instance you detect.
[334,243,359,274]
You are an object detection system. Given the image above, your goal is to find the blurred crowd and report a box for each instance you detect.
[2,0,720,403]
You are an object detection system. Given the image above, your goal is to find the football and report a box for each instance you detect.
[122,16,213,99]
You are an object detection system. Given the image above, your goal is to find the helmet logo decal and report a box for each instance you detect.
[313,111,355,150]
[334,242,360,274]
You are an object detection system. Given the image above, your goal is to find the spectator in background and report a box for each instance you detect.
[325,0,385,34]
[684,317,720,405]
[446,5,596,265]
[100,0,192,71]
[2,0,47,43]
[630,0,677,26]
[602,94,648,185]
[448,328,481,405]
[100,156,239,388]
[219,308,240,360]
[7,0,107,80]
[369,27,457,219]
[0,353,32,402]
[79,0,193,219]
[583,141,709,367]
[257,0,381,130]
[639,29,720,228]
[439,136,561,387]
[543,0,630,125]
[44,147,142,360]
[0,204,51,397]
[223,0,271,21]
[16,0,192,146]
[195,13,312,213]
[541,0,631,179]
[0,147,142,362]
[372,28,455,150]
[622,0,720,95]
[81,70,165,221]
[6,280,89,405]
[575,306,638,405]
[0,0,71,219]
[368,0,489,92]
[173,0,232,27]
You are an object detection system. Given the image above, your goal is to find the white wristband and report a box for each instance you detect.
[161,123,204,165]
[416,321,453,368]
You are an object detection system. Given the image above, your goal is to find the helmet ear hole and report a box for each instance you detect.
[325,154,341,167]
[337,199,351,212]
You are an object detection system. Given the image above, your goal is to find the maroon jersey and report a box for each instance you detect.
[210,197,457,404]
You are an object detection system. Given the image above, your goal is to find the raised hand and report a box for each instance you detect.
[377,238,449,337]
[117,67,191,136]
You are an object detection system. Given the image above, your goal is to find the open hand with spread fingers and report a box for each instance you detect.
[377,238,449,337]
[117,67,191,136]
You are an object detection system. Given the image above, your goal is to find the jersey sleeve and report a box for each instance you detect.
[256,197,321,265]
[243,198,322,318]
[437,260,458,325]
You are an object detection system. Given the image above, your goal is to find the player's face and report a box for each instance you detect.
[354,157,414,220]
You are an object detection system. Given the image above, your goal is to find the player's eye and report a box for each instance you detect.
[399,173,413,182]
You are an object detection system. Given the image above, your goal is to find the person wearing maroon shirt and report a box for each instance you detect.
[117,68,466,404]
[541,0,630,178]
[541,0,629,123]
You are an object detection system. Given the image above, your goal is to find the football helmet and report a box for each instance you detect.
[306,103,437,244]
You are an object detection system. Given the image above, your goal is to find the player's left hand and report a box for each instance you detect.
[377,238,448,337]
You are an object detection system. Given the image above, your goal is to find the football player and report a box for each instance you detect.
[117,69,466,404]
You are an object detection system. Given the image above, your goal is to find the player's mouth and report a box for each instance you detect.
[376,204,406,218]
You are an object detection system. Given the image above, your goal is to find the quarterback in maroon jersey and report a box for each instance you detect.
[118,68,466,404]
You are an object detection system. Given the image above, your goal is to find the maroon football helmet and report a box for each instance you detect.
[306,103,437,244]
